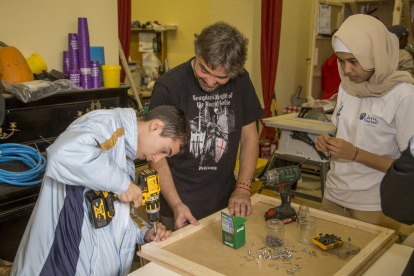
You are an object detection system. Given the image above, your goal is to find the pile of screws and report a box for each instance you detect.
[239,243,329,275]
[265,234,284,248]
[314,233,342,246]
[287,264,302,275]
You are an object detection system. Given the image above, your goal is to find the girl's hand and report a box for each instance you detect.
[316,133,330,152]
[324,137,356,160]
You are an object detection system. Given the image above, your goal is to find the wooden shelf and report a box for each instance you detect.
[131,26,177,32]
[130,26,177,72]
[355,0,395,3]
[316,35,332,40]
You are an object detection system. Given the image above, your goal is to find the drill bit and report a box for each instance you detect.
[154,223,157,236]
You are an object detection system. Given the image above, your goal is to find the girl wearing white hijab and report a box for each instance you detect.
[316,14,414,233]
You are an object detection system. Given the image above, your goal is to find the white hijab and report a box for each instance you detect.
[332,14,414,98]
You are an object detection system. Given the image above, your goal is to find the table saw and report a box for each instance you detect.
[262,113,336,202]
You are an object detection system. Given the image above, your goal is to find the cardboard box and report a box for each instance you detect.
[221,212,247,249]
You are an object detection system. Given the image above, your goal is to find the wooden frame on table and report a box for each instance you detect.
[137,194,395,276]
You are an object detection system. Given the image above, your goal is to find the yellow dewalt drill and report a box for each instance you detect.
[85,169,161,232]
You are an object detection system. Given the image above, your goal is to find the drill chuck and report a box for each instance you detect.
[250,166,301,185]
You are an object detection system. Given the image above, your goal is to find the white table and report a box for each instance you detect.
[362,243,413,276]
[128,262,181,276]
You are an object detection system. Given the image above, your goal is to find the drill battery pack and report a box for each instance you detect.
[85,190,118,229]
[264,207,298,224]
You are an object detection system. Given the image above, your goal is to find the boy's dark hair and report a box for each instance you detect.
[194,21,248,78]
[141,106,191,154]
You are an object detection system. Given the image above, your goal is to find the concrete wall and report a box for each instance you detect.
[131,0,210,69]
[0,0,119,72]
[274,0,314,115]
[131,0,263,107]
[209,0,263,107]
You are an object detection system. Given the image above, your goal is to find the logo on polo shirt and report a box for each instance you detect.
[359,112,378,126]
[337,106,343,116]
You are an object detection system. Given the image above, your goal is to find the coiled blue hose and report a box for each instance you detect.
[0,143,47,186]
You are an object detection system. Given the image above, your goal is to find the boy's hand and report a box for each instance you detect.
[144,222,172,243]
[118,181,142,207]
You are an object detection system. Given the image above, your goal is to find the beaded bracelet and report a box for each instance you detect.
[237,182,251,188]
[352,147,360,161]
[236,185,251,192]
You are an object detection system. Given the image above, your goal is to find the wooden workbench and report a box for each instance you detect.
[138,194,394,276]
[262,113,336,134]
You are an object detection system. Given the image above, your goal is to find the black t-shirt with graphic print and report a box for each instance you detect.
[149,57,265,220]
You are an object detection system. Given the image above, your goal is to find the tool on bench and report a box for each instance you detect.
[298,107,329,121]
[85,169,161,233]
[312,233,344,250]
[250,165,302,224]
[290,131,329,160]
[312,233,360,258]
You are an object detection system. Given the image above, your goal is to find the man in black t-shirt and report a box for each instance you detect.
[149,22,265,231]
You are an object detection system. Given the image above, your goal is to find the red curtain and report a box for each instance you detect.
[118,0,131,82]
[260,0,283,140]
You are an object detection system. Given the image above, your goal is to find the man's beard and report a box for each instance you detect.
[194,72,223,93]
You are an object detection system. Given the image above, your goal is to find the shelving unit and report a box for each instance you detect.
[129,27,177,70]
[308,1,344,100]
[343,0,402,28]
[308,0,404,100]
[402,1,414,47]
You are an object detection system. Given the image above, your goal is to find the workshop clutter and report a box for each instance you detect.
[26,53,48,75]
[90,46,105,84]
[297,217,317,245]
[259,139,279,160]
[102,65,121,88]
[265,219,285,249]
[221,212,247,249]
[0,41,34,92]
[90,61,101,89]
[66,18,104,89]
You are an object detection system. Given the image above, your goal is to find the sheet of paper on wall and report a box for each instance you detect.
[411,4,414,23]
[318,4,331,35]
[139,33,156,53]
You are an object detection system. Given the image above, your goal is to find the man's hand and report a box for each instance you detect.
[172,202,199,230]
[316,134,356,160]
[144,222,172,243]
[118,181,142,208]
[228,188,251,217]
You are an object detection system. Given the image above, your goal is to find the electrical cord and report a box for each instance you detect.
[0,143,46,186]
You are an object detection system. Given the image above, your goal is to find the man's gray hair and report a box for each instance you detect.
[194,21,248,78]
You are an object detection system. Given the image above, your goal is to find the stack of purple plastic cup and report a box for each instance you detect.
[63,51,69,74]
[90,61,101,89]
[68,70,80,86]
[78,18,92,89]
[68,33,79,71]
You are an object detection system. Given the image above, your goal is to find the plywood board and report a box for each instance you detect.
[138,194,394,276]
[262,113,336,134]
